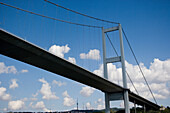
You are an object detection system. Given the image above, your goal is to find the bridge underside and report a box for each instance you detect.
[0,29,160,110]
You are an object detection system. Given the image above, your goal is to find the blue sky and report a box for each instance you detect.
[0,0,170,112]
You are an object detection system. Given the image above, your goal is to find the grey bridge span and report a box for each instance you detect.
[0,29,160,110]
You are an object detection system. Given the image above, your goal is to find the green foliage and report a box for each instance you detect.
[93,111,105,113]
[110,109,116,113]
[162,107,170,113]
[147,110,160,113]
[115,107,170,113]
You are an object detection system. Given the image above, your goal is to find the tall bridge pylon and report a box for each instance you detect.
[102,24,130,113]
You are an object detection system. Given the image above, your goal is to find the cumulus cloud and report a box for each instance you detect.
[68,57,76,64]
[32,101,50,112]
[21,69,28,73]
[63,97,75,107]
[0,62,17,74]
[128,82,169,99]
[80,49,101,60]
[9,79,18,89]
[30,97,38,101]
[3,108,7,111]
[93,58,170,100]
[49,44,70,58]
[86,102,92,109]
[80,86,95,97]
[39,78,59,100]
[32,91,39,97]
[93,63,122,84]
[34,101,45,109]
[62,91,69,97]
[30,91,38,101]
[95,98,105,110]
[125,59,170,83]
[97,104,105,110]
[21,98,28,101]
[8,100,24,111]
[62,91,75,107]
[95,98,102,104]
[52,80,66,87]
[0,87,11,100]
[120,101,134,108]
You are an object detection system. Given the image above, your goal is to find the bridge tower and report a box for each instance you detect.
[102,24,130,113]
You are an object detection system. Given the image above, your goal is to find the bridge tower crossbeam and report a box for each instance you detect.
[102,24,130,113]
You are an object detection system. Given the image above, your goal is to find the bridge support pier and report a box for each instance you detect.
[102,25,130,113]
[144,104,146,113]
[105,93,110,113]
[134,101,136,113]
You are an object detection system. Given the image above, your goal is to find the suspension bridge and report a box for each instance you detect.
[0,1,161,113]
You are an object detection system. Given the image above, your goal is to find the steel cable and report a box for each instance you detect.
[106,33,139,95]
[0,2,102,28]
[45,0,119,24]
[122,28,157,104]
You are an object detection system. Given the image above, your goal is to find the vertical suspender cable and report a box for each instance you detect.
[106,33,139,95]
[122,28,157,104]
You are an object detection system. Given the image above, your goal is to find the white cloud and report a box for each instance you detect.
[80,86,95,97]
[95,98,105,110]
[8,100,24,111]
[30,97,38,101]
[63,97,75,107]
[62,91,75,107]
[62,91,69,97]
[97,104,105,110]
[86,102,92,109]
[34,101,45,109]
[158,88,170,96]
[3,108,7,111]
[80,49,101,60]
[21,98,28,101]
[9,79,18,89]
[39,78,59,100]
[0,81,1,85]
[68,57,76,64]
[49,44,70,58]
[0,87,11,100]
[52,80,66,87]
[48,45,76,64]
[30,92,38,101]
[93,63,122,84]
[21,69,28,73]
[93,58,170,100]
[95,98,102,104]
[120,101,134,108]
[128,82,169,99]
[29,102,33,107]
[0,62,17,74]
[0,62,28,74]
[33,101,50,112]
[32,91,39,97]
[124,59,170,83]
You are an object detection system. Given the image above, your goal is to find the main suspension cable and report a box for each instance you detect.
[44,0,119,24]
[122,28,157,104]
[0,2,102,28]
[106,33,139,95]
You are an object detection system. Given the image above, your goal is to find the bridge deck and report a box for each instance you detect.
[0,29,160,110]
